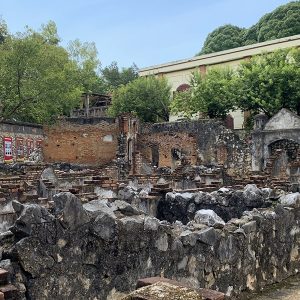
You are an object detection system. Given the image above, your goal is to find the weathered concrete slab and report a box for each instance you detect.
[136,277,224,300]
[123,282,204,300]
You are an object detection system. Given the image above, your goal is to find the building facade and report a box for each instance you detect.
[139,35,300,129]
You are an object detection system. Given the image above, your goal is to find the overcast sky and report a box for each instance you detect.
[0,0,293,69]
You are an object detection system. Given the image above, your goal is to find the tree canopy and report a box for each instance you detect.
[101,61,138,90]
[108,76,171,122]
[0,27,81,123]
[198,1,300,54]
[199,25,245,55]
[245,1,300,44]
[171,68,236,119]
[0,19,141,124]
[68,39,107,94]
[0,19,141,123]
[0,18,8,44]
[235,48,300,117]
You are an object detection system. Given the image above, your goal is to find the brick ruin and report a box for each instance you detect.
[1,108,299,189]
[0,108,300,299]
[0,121,43,164]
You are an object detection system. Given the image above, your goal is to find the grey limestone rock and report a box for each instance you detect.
[119,216,144,231]
[40,166,58,184]
[118,186,137,202]
[144,216,160,231]
[194,209,225,227]
[217,187,231,194]
[12,200,24,215]
[197,227,219,246]
[269,188,286,200]
[261,188,272,198]
[242,221,257,234]
[243,184,264,207]
[112,200,140,216]
[194,192,213,205]
[279,193,300,208]
[10,201,55,237]
[15,237,55,278]
[83,199,114,219]
[180,230,198,246]
[53,192,90,230]
[91,210,117,241]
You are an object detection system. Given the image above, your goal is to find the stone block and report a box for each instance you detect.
[242,221,257,234]
[135,277,225,300]
[0,268,8,285]
[200,288,225,300]
[125,282,203,300]
[0,284,18,300]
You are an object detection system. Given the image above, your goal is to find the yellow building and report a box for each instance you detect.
[139,34,300,129]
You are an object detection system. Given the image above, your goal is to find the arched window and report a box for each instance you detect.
[176,84,190,92]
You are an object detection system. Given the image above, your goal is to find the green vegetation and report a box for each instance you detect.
[0,23,81,123]
[67,39,106,94]
[198,1,300,55]
[0,18,8,44]
[171,68,236,119]
[1,0,299,126]
[101,61,138,90]
[244,1,300,44]
[0,20,138,124]
[109,76,171,122]
[235,48,300,117]
[172,48,300,123]
[200,25,245,55]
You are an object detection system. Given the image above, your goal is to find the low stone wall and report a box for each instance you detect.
[1,191,300,299]
[157,185,272,224]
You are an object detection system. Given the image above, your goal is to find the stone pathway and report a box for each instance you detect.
[249,275,300,300]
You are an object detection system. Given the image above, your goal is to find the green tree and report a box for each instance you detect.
[24,20,60,45]
[0,17,8,44]
[120,63,139,85]
[0,24,81,123]
[102,61,138,89]
[40,20,60,45]
[198,25,245,55]
[109,76,171,122]
[171,68,236,119]
[235,48,300,117]
[68,39,107,94]
[244,1,300,44]
[198,2,300,54]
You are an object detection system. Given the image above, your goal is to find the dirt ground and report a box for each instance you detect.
[249,274,300,300]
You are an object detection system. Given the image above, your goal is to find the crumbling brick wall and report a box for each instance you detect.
[0,121,44,163]
[138,131,198,169]
[43,120,119,165]
[138,120,252,177]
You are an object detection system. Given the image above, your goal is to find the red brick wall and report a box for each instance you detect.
[138,132,198,168]
[43,121,118,165]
